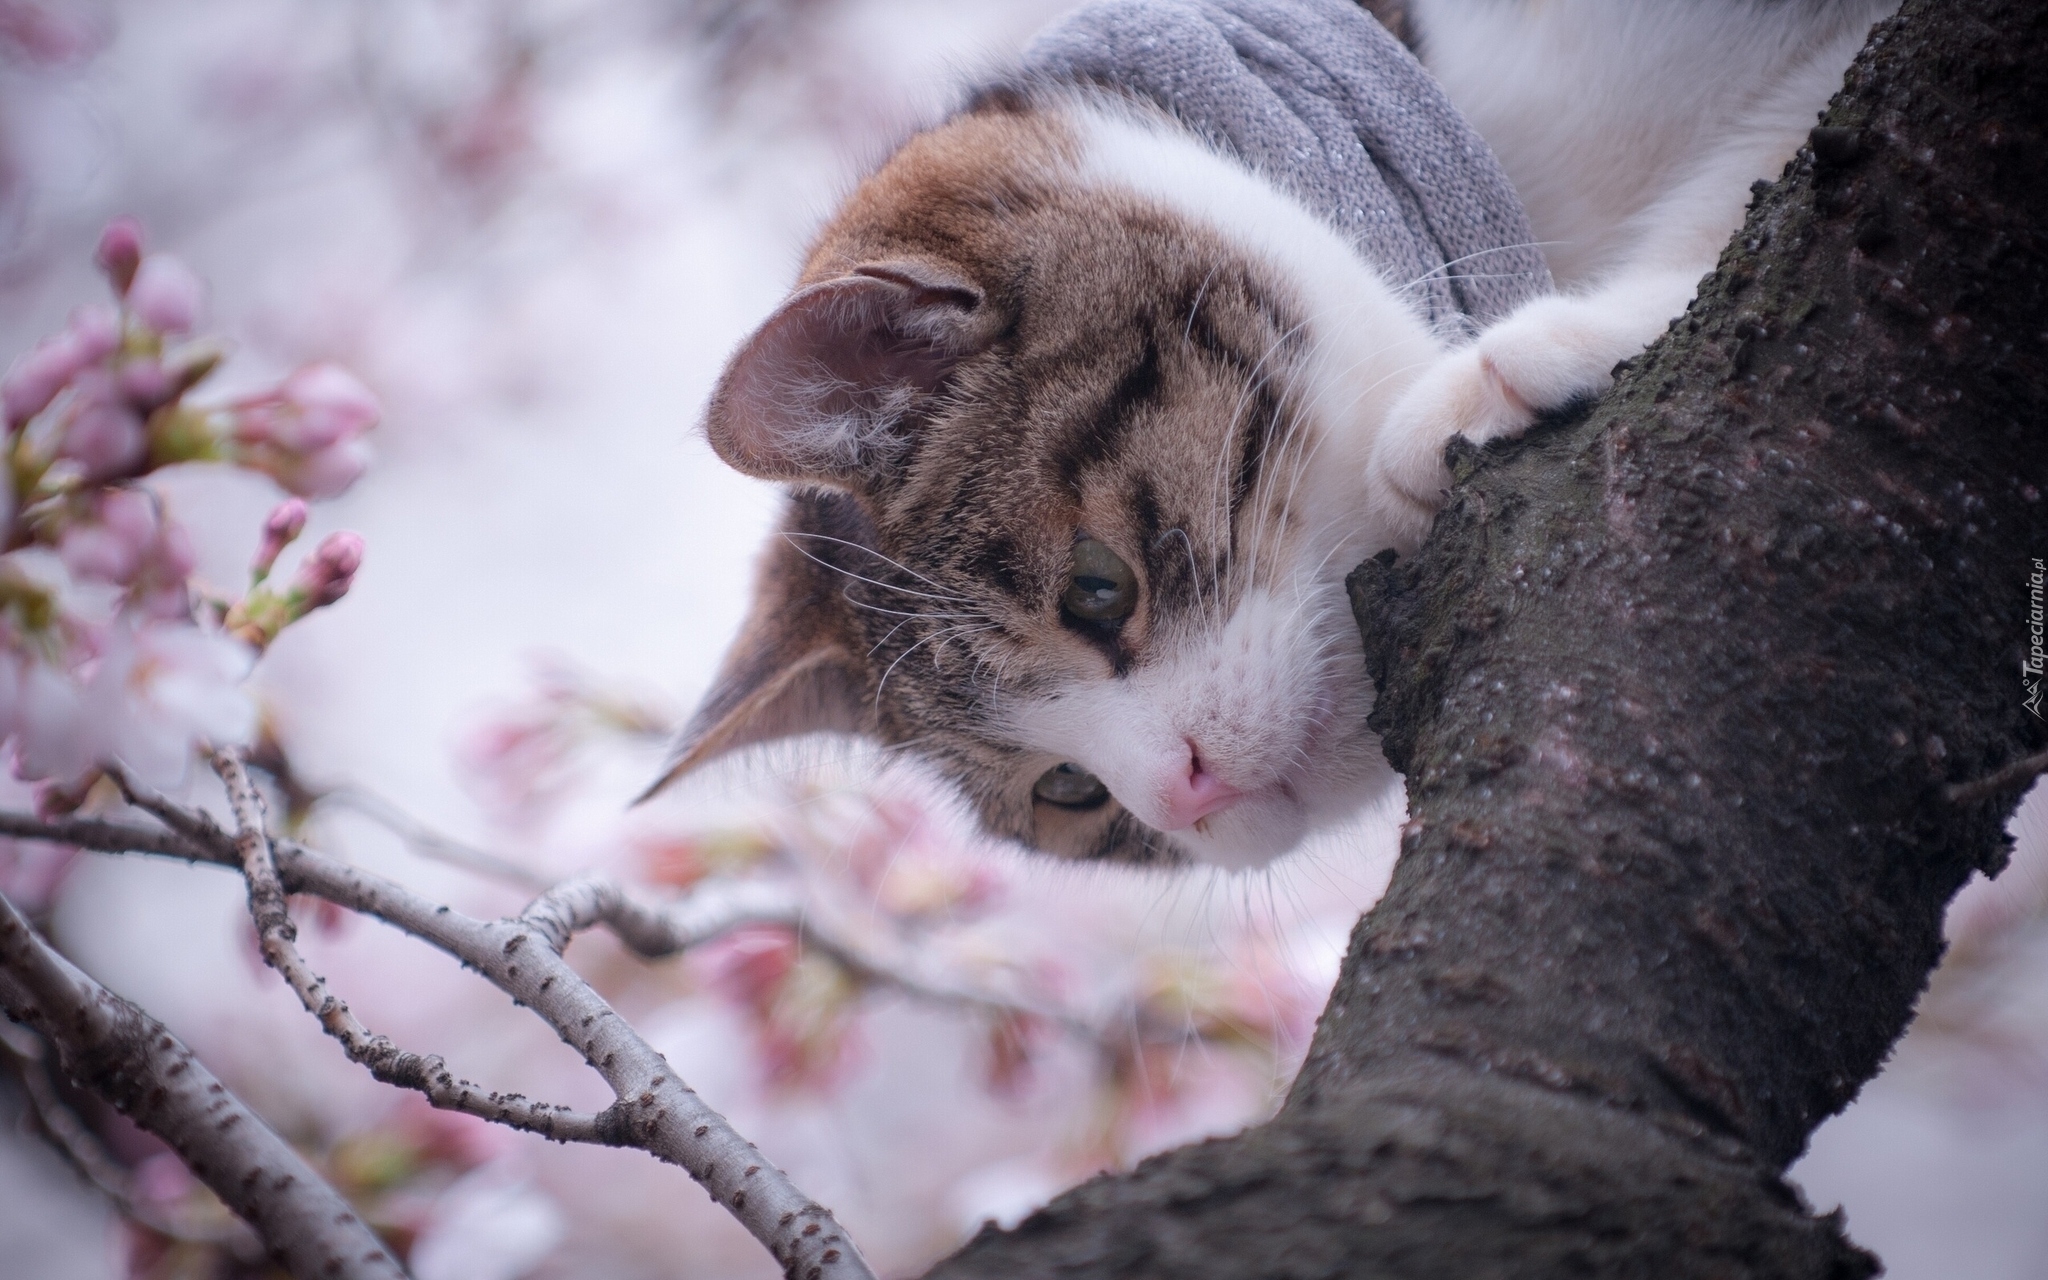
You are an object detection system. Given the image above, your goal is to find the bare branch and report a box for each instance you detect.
[0,1023,253,1247]
[1947,748,2048,806]
[96,757,879,1280]
[207,748,610,1143]
[0,808,207,861]
[0,891,405,1280]
[525,871,1099,1043]
[318,785,550,888]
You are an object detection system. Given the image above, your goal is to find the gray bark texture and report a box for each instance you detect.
[922,0,2048,1275]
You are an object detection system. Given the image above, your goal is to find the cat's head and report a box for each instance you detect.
[662,90,1441,869]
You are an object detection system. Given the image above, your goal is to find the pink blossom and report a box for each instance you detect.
[274,363,380,449]
[116,357,175,410]
[268,435,371,500]
[251,498,307,581]
[0,4,109,69]
[67,304,121,363]
[12,659,95,783]
[94,217,145,295]
[54,369,147,481]
[126,253,205,335]
[291,530,364,609]
[57,488,160,585]
[231,363,380,499]
[77,621,255,785]
[3,331,90,428]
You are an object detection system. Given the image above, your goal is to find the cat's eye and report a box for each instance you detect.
[1063,538,1136,622]
[1033,762,1110,809]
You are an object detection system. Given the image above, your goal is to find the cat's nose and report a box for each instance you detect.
[1155,742,1246,831]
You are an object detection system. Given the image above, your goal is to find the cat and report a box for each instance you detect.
[653,0,1898,870]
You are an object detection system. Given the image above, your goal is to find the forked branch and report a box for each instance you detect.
[0,890,405,1280]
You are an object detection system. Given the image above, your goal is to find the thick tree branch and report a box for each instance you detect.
[0,891,405,1280]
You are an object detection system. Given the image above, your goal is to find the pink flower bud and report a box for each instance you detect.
[66,304,121,364]
[126,254,204,335]
[275,362,380,449]
[250,498,307,581]
[3,332,88,428]
[56,372,147,481]
[116,357,175,410]
[280,437,372,500]
[59,488,160,585]
[95,218,145,296]
[291,531,364,610]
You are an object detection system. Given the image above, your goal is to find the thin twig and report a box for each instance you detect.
[1947,748,2048,806]
[319,785,549,888]
[523,872,1095,1038]
[208,749,608,1143]
[0,890,404,1280]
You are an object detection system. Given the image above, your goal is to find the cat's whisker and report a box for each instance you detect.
[783,532,974,602]
[873,622,999,712]
[847,598,988,623]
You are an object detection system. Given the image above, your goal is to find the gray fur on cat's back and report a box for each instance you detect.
[1019,0,1552,331]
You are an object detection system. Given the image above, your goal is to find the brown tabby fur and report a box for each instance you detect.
[665,94,1338,865]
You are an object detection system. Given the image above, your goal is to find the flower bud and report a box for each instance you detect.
[95,218,145,296]
[275,363,381,449]
[274,437,372,500]
[127,254,205,335]
[58,488,159,585]
[250,498,307,583]
[292,531,364,610]
[67,304,121,365]
[116,358,175,411]
[56,372,147,482]
[3,332,88,429]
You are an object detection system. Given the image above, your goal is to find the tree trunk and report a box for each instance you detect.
[922,0,2048,1274]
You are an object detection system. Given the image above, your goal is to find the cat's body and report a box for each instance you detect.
[662,0,1897,869]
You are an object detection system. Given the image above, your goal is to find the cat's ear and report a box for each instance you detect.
[705,261,993,485]
[639,510,874,799]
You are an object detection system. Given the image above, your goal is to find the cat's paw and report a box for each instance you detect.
[1368,296,1645,545]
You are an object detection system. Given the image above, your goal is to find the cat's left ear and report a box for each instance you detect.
[705,261,995,486]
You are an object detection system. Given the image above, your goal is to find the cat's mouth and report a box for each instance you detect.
[1191,777,1297,838]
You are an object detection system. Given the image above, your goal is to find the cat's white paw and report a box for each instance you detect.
[1368,295,1653,546]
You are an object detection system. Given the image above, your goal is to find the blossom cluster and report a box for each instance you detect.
[0,220,373,800]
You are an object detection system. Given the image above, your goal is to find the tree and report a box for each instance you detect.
[919,0,2047,1274]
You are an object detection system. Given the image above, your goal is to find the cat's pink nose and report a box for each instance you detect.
[1156,744,1246,831]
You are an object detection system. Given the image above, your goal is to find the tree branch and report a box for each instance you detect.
[206,749,610,1143]
[1946,748,2048,806]
[920,0,2047,1274]
[0,891,405,1279]
[89,761,879,1280]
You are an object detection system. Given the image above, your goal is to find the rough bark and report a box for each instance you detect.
[0,893,406,1280]
[923,0,2047,1275]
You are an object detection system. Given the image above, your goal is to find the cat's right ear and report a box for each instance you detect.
[705,262,993,486]
[638,507,875,800]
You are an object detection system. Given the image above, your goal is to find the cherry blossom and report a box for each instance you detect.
[126,253,206,335]
[0,219,377,787]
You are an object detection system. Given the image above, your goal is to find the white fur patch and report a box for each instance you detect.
[979,100,1437,869]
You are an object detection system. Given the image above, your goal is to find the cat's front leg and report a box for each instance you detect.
[1366,267,1705,548]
